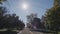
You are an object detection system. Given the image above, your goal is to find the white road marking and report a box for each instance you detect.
[17,31,22,34]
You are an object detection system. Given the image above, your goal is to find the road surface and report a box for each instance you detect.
[17,28,46,34]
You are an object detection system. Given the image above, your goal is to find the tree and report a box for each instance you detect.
[4,14,25,30]
[27,13,45,29]
[45,0,60,34]
[27,13,37,28]
[0,0,25,31]
[0,0,7,28]
[32,18,45,29]
[27,13,37,23]
[0,0,6,4]
[0,7,7,29]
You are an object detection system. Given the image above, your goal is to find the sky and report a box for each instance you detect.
[2,0,53,24]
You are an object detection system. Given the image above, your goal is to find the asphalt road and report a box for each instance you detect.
[17,28,46,34]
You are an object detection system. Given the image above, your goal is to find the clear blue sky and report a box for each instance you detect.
[3,0,53,23]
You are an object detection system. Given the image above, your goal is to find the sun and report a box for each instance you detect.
[22,3,28,10]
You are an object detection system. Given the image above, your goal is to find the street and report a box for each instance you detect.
[17,28,46,34]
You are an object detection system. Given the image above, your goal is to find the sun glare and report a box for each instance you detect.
[22,3,28,10]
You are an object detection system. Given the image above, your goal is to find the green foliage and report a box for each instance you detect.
[0,0,6,4]
[0,7,7,28]
[32,18,42,28]
[0,0,25,30]
[54,0,60,7]
[0,7,25,30]
[45,4,60,31]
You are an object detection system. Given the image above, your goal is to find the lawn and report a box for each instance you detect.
[0,29,19,34]
[58,32,60,34]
